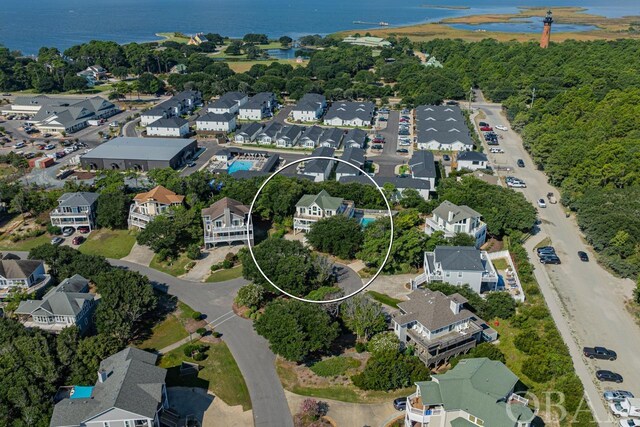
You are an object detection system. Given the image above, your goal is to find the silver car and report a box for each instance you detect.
[604,390,634,402]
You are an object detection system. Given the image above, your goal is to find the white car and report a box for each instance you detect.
[508,181,526,188]
[620,419,640,427]
[537,199,547,208]
[490,147,504,153]
[495,125,508,131]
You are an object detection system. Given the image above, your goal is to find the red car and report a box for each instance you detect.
[77,226,90,234]
[373,138,385,144]
[72,236,84,245]
[480,126,493,132]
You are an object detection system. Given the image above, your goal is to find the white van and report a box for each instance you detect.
[611,398,640,418]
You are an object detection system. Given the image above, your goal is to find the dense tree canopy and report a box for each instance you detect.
[307,216,364,259]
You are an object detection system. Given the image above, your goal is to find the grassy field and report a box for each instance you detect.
[137,301,196,351]
[337,7,640,43]
[0,233,51,252]
[155,32,191,44]
[160,341,252,410]
[78,229,136,259]
[225,59,308,73]
[491,258,509,271]
[150,252,193,277]
[277,358,412,404]
[366,291,402,309]
[206,266,243,283]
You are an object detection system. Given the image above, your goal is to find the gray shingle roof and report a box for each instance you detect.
[197,112,234,122]
[236,122,264,137]
[319,127,345,147]
[300,125,325,143]
[409,151,437,179]
[343,128,368,146]
[457,151,488,162]
[242,92,274,110]
[338,175,431,190]
[258,121,283,138]
[325,101,375,122]
[57,192,99,208]
[304,147,335,174]
[210,91,246,109]
[432,200,481,223]
[434,246,485,271]
[81,137,195,161]
[0,259,43,279]
[395,289,473,331]
[148,116,188,128]
[292,93,325,112]
[49,348,166,427]
[278,125,303,141]
[16,274,93,317]
[336,147,365,173]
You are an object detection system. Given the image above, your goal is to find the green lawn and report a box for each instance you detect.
[137,301,196,351]
[206,266,243,283]
[0,233,52,252]
[150,253,193,277]
[160,341,252,410]
[366,291,402,309]
[491,258,510,271]
[225,59,307,73]
[156,32,191,44]
[78,229,136,259]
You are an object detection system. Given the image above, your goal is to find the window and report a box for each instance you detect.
[468,415,484,426]
[445,272,450,278]
[458,272,463,278]
[103,422,110,427]
[214,220,223,227]
[124,421,131,427]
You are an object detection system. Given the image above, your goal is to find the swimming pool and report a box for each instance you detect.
[228,160,254,174]
[70,386,94,399]
[360,217,376,227]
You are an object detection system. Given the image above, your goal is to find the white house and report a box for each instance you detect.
[207,91,248,115]
[256,121,283,145]
[426,200,487,248]
[404,358,534,427]
[196,112,237,132]
[323,101,375,127]
[300,147,335,182]
[335,146,365,181]
[409,150,437,191]
[15,274,95,332]
[276,125,303,148]
[50,192,99,231]
[146,117,189,137]
[140,90,201,126]
[318,127,345,149]
[298,125,324,149]
[413,246,499,294]
[0,259,46,298]
[456,151,489,171]
[291,93,326,122]
[238,92,276,120]
[234,122,263,144]
[414,104,474,151]
[128,186,184,230]
[392,289,497,367]
[338,175,432,201]
[202,197,253,248]
[49,347,169,427]
[293,190,355,233]
[343,128,368,148]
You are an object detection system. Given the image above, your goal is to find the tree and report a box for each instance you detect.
[136,72,164,94]
[279,36,293,47]
[235,283,266,309]
[341,295,386,340]
[307,216,363,259]
[351,349,429,391]
[450,343,506,367]
[136,206,200,258]
[69,334,122,385]
[254,299,339,362]
[239,238,332,297]
[449,232,476,247]
[63,74,88,92]
[94,269,157,342]
[367,331,402,356]
[483,291,517,320]
[96,191,130,229]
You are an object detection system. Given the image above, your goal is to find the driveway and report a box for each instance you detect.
[167,387,253,427]
[473,96,637,425]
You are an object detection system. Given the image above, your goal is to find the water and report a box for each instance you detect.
[70,386,94,399]
[1,0,638,55]
[228,160,254,174]
[360,217,376,228]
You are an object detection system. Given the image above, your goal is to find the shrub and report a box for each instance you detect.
[185,261,196,271]
[225,252,238,263]
[212,331,221,338]
[193,352,207,361]
[483,292,517,320]
[310,356,360,377]
[191,311,202,320]
[235,283,266,309]
[367,332,402,356]
[47,225,62,235]
[196,327,207,336]
[514,329,542,354]
[355,342,366,353]
[210,262,223,271]
[222,259,234,269]
[522,354,554,383]
[352,350,430,391]
[186,244,201,260]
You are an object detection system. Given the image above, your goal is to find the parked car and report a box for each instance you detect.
[605,390,634,402]
[546,192,557,204]
[540,256,561,265]
[77,226,90,234]
[495,125,508,131]
[578,251,589,262]
[399,117,410,123]
[44,144,56,150]
[508,181,527,188]
[379,108,390,114]
[517,159,525,168]
[480,126,493,132]
[72,236,85,245]
[537,198,547,208]
[619,419,640,427]
[597,370,623,383]
[109,121,119,127]
[371,144,383,150]
[396,149,409,154]
[583,346,617,361]
[537,248,556,257]
[487,140,499,146]
[24,152,36,159]
[13,141,26,149]
[611,399,640,418]
[393,397,408,411]
[479,121,489,127]
[490,147,504,153]
[378,116,387,122]
[62,227,75,237]
[51,237,64,246]
[187,161,196,167]
[442,154,451,162]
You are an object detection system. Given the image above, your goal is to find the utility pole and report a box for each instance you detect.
[530,87,536,109]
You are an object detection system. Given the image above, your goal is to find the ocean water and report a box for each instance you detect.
[1,0,638,54]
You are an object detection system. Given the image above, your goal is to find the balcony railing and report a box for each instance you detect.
[205,225,250,233]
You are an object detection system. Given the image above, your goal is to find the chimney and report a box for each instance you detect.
[447,210,454,223]
[98,369,108,383]
[450,299,460,315]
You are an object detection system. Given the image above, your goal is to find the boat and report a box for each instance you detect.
[352,21,390,26]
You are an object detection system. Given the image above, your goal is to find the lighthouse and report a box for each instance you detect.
[540,10,553,48]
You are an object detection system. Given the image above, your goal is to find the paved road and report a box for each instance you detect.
[473,98,638,426]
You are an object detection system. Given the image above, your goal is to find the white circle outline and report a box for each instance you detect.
[246,155,394,304]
